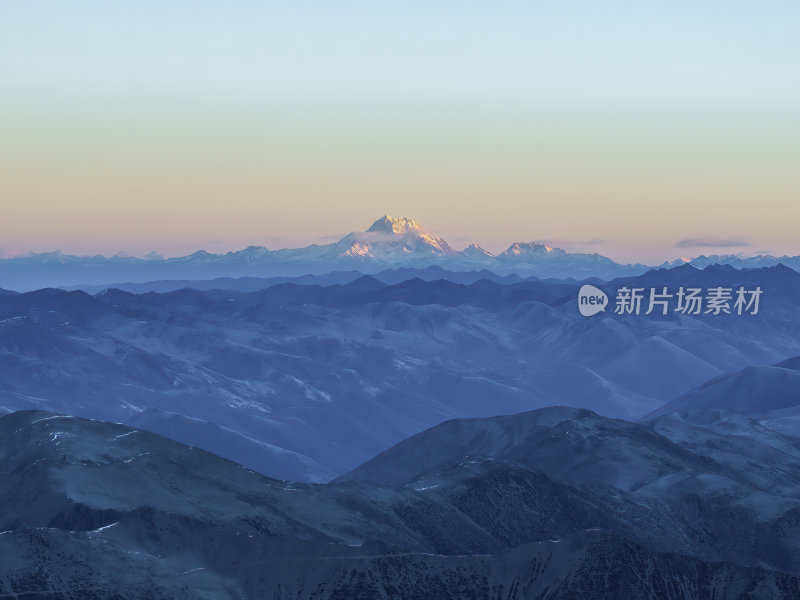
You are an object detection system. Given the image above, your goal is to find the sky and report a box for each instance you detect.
[2,1,799,263]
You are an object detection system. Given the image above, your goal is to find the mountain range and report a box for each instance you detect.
[2,263,800,482]
[5,233,800,596]
[2,407,800,598]
[7,215,799,291]
[62,266,532,296]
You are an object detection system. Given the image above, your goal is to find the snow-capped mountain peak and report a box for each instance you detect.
[367,215,423,235]
[233,245,272,260]
[462,243,495,258]
[9,214,800,289]
[335,216,456,260]
[502,242,566,257]
[341,241,371,257]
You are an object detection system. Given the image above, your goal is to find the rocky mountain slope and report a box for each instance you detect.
[2,409,800,598]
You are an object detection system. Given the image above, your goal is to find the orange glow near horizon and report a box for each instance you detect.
[2,2,799,264]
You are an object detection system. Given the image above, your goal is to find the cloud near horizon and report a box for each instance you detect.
[675,238,751,249]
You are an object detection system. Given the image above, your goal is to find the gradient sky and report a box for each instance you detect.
[2,1,799,263]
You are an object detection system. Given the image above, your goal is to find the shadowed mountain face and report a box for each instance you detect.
[337,406,710,489]
[1,265,800,482]
[2,409,800,599]
[645,354,800,437]
[338,406,800,576]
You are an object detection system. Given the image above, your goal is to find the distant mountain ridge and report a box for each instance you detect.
[63,265,532,295]
[661,253,800,272]
[4,214,799,291]
[0,215,642,290]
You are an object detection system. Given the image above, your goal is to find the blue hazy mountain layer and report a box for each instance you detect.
[61,266,532,295]
[1,264,800,482]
